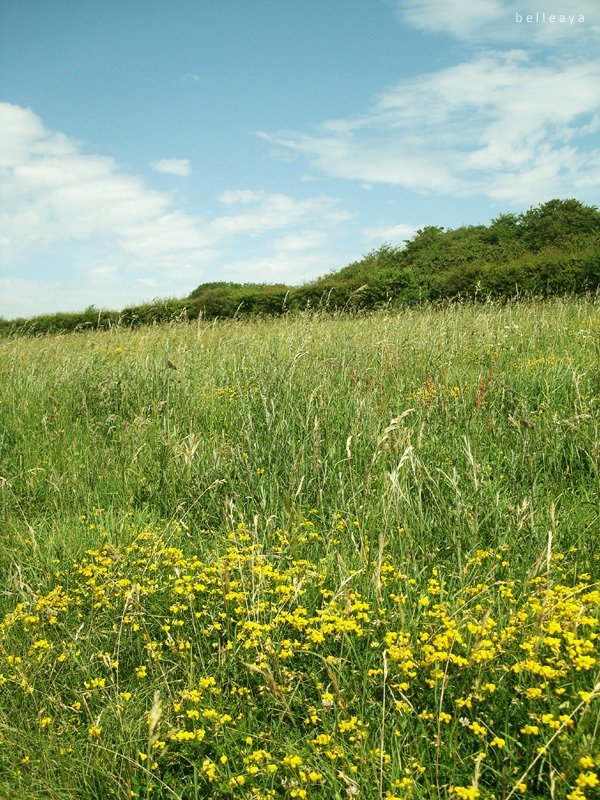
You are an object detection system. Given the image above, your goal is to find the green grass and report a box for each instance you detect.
[0,298,598,799]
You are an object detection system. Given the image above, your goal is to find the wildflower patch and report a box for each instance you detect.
[0,522,598,799]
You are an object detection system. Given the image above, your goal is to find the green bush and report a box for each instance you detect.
[2,198,599,338]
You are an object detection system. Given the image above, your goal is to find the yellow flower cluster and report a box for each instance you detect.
[0,522,597,799]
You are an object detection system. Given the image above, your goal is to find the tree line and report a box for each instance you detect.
[2,198,599,337]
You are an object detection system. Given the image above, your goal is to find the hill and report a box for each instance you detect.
[2,198,599,336]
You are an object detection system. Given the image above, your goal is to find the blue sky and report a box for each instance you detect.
[1,0,599,318]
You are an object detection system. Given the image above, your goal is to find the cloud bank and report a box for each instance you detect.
[150,158,192,176]
[258,1,599,205]
[260,52,600,204]
[0,103,352,316]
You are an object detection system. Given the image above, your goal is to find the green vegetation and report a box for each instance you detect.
[1,199,599,337]
[0,298,598,799]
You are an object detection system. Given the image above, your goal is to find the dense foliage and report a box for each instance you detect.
[1,199,599,337]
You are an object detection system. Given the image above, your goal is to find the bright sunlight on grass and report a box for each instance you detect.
[0,297,598,799]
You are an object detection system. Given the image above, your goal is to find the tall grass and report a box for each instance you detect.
[0,298,598,798]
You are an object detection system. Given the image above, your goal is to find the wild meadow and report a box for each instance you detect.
[0,298,598,800]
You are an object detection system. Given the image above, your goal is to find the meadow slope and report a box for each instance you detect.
[0,299,598,800]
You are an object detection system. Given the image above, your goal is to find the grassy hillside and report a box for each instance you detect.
[2,199,599,337]
[0,298,598,799]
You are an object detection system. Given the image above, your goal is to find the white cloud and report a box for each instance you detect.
[0,103,351,316]
[219,189,266,205]
[396,0,600,42]
[211,192,349,237]
[0,103,202,268]
[150,158,191,176]
[116,212,213,263]
[272,231,327,251]
[224,251,331,285]
[0,277,55,318]
[86,265,118,284]
[363,223,420,244]
[261,52,600,204]
[0,103,347,266]
[0,275,133,318]
[400,0,505,38]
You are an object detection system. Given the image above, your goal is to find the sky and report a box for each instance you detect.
[0,0,599,319]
